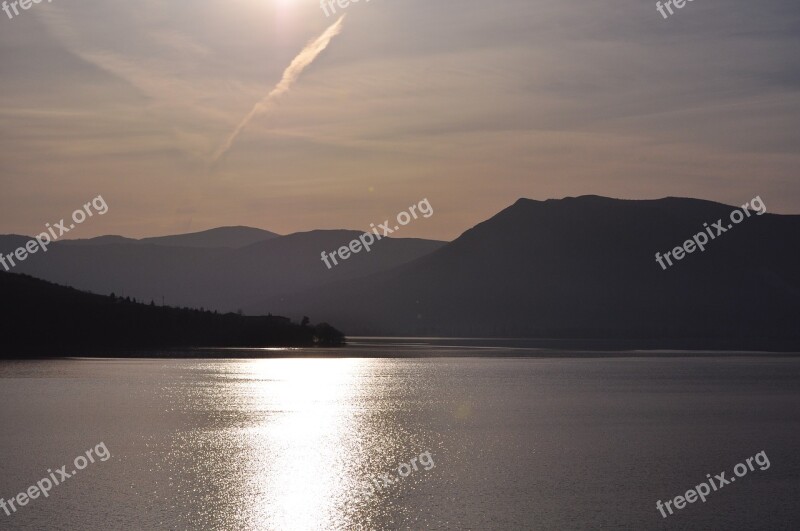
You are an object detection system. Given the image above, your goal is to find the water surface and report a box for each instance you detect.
[1,350,798,529]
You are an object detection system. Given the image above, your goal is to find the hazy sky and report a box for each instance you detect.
[1,0,799,241]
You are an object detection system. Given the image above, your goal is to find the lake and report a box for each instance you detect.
[1,342,798,529]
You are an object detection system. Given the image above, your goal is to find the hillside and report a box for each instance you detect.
[0,272,344,357]
[1,230,445,312]
[264,196,800,349]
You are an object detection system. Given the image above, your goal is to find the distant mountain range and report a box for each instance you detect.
[61,225,279,249]
[3,196,799,350]
[1,229,444,312]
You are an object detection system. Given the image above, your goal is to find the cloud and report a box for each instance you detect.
[212,15,346,163]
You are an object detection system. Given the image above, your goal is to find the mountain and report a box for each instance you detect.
[0,230,445,313]
[61,226,279,249]
[60,235,139,245]
[261,196,800,349]
[0,272,344,358]
[5,197,798,350]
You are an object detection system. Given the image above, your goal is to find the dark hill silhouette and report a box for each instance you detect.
[0,272,344,358]
[0,230,445,313]
[260,196,800,350]
[62,226,278,249]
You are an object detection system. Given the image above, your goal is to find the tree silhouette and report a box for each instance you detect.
[0,272,346,357]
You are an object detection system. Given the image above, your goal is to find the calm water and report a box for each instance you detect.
[1,347,799,529]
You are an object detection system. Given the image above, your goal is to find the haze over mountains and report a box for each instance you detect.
[3,196,799,349]
[1,228,445,312]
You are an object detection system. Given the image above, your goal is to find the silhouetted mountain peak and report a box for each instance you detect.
[276,195,800,348]
[57,226,279,249]
[140,226,279,248]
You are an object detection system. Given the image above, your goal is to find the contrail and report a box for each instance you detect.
[213,15,346,163]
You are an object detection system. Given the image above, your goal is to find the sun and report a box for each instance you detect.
[270,0,301,21]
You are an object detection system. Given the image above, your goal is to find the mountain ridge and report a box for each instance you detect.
[60,225,280,249]
[2,195,798,349]
[252,195,800,349]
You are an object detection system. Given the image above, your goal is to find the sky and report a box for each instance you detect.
[1,0,799,241]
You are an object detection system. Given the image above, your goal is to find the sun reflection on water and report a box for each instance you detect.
[239,359,367,530]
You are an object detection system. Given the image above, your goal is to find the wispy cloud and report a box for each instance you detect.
[212,15,346,163]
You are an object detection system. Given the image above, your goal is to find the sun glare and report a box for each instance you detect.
[239,359,367,529]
